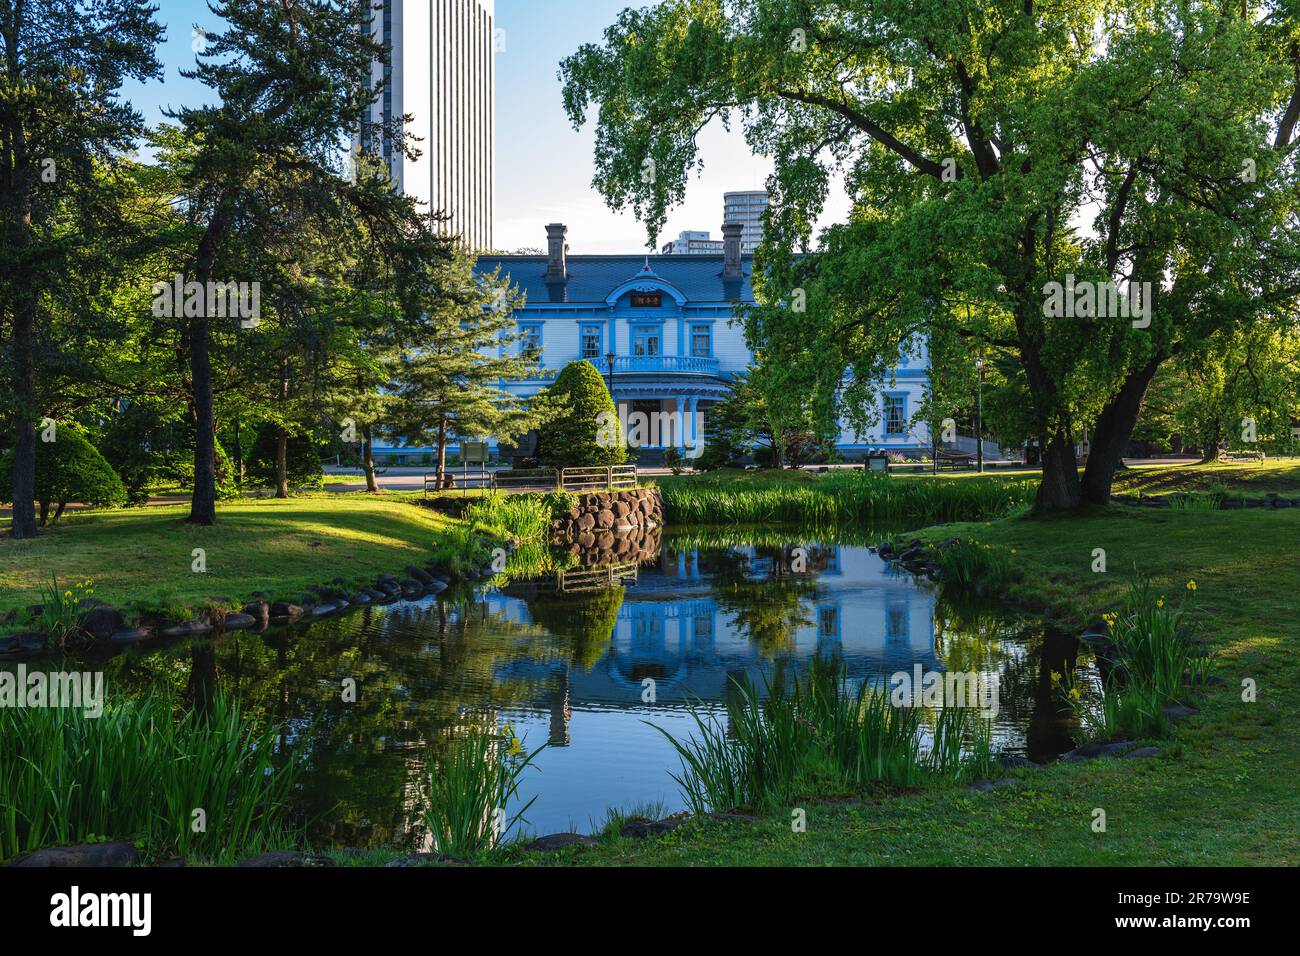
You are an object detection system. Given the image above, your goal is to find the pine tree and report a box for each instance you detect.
[385,247,547,485]
[0,1,162,538]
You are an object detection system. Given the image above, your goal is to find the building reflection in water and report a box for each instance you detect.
[490,542,1003,745]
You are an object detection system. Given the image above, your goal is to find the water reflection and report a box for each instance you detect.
[81,529,1093,845]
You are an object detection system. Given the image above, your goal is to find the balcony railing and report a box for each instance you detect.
[611,355,720,374]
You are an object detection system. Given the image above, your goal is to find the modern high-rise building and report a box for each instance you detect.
[723,190,768,253]
[358,0,495,250]
[663,191,770,255]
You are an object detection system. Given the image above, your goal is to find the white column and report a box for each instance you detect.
[675,396,686,449]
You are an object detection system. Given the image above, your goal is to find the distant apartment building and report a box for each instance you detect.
[659,231,724,255]
[665,190,770,255]
[357,0,495,250]
[723,189,768,253]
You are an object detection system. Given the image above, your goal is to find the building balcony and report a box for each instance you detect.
[611,355,721,374]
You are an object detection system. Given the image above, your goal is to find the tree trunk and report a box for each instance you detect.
[5,120,38,539]
[1199,419,1223,464]
[362,424,380,493]
[9,295,38,538]
[435,415,448,486]
[38,500,49,527]
[187,208,229,526]
[1035,431,1083,511]
[1080,356,1162,505]
[275,428,289,498]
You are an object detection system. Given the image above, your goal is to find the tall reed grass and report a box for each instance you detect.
[1063,575,1207,738]
[653,660,994,814]
[464,491,556,540]
[0,692,301,863]
[422,720,543,858]
[658,472,1034,526]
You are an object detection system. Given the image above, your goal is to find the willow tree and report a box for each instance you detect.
[560,0,1300,509]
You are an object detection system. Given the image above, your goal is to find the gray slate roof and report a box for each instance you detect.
[475,254,756,305]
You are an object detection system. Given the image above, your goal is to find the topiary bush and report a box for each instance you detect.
[0,425,127,525]
[536,360,627,468]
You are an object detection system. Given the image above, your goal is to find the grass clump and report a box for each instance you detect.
[0,692,301,864]
[422,720,544,858]
[931,538,1016,593]
[652,660,994,815]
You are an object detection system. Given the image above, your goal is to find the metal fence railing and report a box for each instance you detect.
[423,464,640,497]
[557,561,639,593]
[558,465,638,491]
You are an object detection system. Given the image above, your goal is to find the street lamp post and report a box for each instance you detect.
[975,353,985,474]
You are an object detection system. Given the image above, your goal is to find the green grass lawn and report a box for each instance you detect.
[0,492,457,628]
[508,506,1300,866]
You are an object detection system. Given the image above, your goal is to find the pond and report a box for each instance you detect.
[80,527,1098,848]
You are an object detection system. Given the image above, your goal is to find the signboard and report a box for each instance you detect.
[461,441,488,466]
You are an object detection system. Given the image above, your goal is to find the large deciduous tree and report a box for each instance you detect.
[561,0,1300,509]
[0,0,162,538]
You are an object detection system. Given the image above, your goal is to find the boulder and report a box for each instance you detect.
[10,841,137,868]
[242,602,270,627]
[382,853,466,867]
[525,833,597,852]
[1060,742,1106,762]
[405,566,434,585]
[998,754,1037,770]
[270,602,304,620]
[350,591,371,606]
[237,851,334,868]
[1125,747,1161,759]
[221,613,257,631]
[159,621,214,639]
[0,633,48,660]
[399,578,423,595]
[78,605,125,641]
[1162,703,1199,721]
[110,628,153,645]
[620,818,683,839]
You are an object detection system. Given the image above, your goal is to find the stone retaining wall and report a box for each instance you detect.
[549,488,664,540]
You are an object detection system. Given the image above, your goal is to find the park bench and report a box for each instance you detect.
[934,449,975,471]
[1219,449,1266,464]
[423,470,494,496]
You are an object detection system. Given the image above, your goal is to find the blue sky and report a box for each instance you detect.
[122,1,846,253]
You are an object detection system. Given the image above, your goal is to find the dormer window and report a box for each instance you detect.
[630,292,662,308]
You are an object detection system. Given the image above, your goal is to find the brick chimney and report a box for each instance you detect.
[545,223,568,280]
[722,221,743,278]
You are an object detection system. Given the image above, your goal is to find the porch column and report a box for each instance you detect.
[675,395,686,449]
[687,395,699,451]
